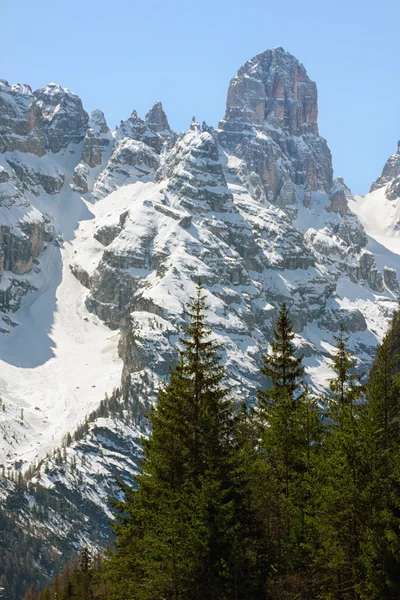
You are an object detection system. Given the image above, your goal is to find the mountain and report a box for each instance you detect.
[0,47,399,598]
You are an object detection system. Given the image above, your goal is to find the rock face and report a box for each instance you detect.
[371,141,400,197]
[0,80,89,156]
[218,47,333,215]
[145,101,172,135]
[1,47,400,598]
[81,110,112,168]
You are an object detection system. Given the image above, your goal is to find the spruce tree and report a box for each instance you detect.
[259,302,304,407]
[257,304,320,595]
[312,326,364,599]
[77,547,93,600]
[105,282,267,600]
[358,311,400,598]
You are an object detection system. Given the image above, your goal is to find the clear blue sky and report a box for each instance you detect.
[2,0,400,194]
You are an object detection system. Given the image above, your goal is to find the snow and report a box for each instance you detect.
[0,147,132,470]
[350,187,400,257]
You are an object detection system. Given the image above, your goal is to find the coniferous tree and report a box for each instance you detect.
[77,547,93,600]
[358,311,400,598]
[312,326,364,599]
[105,283,267,600]
[259,302,304,406]
[257,304,321,596]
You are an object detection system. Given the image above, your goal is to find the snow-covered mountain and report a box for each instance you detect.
[0,47,399,595]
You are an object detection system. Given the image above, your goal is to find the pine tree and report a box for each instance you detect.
[257,304,320,596]
[259,302,304,407]
[105,282,267,600]
[311,326,364,599]
[77,547,93,600]
[358,310,400,598]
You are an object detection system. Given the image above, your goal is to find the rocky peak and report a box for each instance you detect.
[0,79,89,156]
[370,141,400,198]
[218,47,333,213]
[164,130,232,213]
[80,110,112,169]
[327,177,351,216]
[88,109,111,135]
[145,101,171,133]
[115,108,169,153]
[190,116,201,132]
[0,79,45,155]
[33,83,88,153]
[221,46,318,137]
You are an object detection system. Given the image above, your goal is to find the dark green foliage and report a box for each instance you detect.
[357,311,400,598]
[256,305,321,596]
[310,326,365,598]
[259,302,304,405]
[105,283,268,599]
[11,303,400,600]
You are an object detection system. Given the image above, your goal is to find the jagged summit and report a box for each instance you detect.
[218,47,332,213]
[370,140,400,198]
[145,100,171,133]
[1,48,400,596]
[221,46,318,135]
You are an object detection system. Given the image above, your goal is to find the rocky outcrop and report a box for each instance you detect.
[72,162,90,193]
[359,250,384,292]
[318,306,367,333]
[384,266,399,294]
[81,110,112,168]
[327,177,350,216]
[0,219,52,275]
[70,263,91,289]
[115,108,172,153]
[145,101,172,135]
[370,141,400,195]
[0,80,89,157]
[6,158,65,195]
[218,47,333,215]
[93,139,159,199]
[32,83,88,153]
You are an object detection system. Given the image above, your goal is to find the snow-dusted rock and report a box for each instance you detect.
[1,47,400,593]
[371,140,400,196]
[218,47,333,215]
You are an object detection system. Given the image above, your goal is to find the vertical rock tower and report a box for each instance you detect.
[218,47,333,215]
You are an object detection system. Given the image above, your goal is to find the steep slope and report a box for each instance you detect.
[350,141,400,261]
[0,48,399,598]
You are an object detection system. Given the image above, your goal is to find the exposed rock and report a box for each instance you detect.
[115,108,172,153]
[33,83,89,153]
[319,306,367,333]
[383,266,399,294]
[0,79,89,158]
[327,177,350,216]
[72,162,90,193]
[0,80,46,156]
[0,166,10,183]
[218,47,333,213]
[370,141,400,193]
[93,138,159,199]
[0,219,52,275]
[7,158,65,195]
[70,263,91,289]
[359,250,384,292]
[386,175,400,200]
[144,101,171,134]
[94,223,123,247]
[81,110,113,168]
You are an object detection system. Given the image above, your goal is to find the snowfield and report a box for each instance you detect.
[0,175,127,469]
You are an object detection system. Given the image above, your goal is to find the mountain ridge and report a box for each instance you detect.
[0,47,400,599]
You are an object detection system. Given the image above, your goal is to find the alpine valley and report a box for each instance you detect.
[1,47,400,598]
